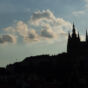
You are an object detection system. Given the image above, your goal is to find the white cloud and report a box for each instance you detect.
[4,21,28,37]
[30,10,72,30]
[40,24,56,39]
[2,9,72,44]
[30,9,56,25]
[30,9,72,40]
[16,21,28,37]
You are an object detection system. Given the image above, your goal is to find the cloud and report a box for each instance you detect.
[30,9,56,25]
[40,24,56,39]
[25,29,39,42]
[72,11,85,16]
[30,9,72,39]
[30,9,72,29]
[2,9,72,44]
[4,21,28,37]
[16,21,28,37]
[84,0,88,8]
[4,21,39,43]
[72,0,88,16]
[0,34,16,44]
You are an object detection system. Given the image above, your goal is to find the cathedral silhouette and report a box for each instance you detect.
[67,23,88,55]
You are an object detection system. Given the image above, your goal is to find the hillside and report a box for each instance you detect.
[0,53,88,88]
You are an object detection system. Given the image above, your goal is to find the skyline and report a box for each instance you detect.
[0,0,88,67]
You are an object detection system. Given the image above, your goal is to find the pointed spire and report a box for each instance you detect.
[73,22,75,29]
[72,22,77,38]
[73,22,76,34]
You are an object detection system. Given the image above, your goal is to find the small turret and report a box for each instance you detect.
[67,23,81,54]
[67,31,71,53]
[68,32,71,39]
[86,30,88,42]
[78,32,80,41]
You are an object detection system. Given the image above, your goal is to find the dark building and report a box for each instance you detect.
[67,23,88,55]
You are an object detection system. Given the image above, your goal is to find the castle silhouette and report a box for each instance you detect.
[67,23,88,55]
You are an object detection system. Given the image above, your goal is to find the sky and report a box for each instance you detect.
[0,0,88,67]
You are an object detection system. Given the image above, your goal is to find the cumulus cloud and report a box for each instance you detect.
[16,21,28,37]
[30,9,72,40]
[25,29,39,42]
[4,21,28,38]
[1,9,72,44]
[30,9,72,29]
[56,18,72,31]
[30,9,56,25]
[0,34,16,44]
[40,24,56,39]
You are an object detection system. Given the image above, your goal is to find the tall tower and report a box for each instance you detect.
[67,23,80,54]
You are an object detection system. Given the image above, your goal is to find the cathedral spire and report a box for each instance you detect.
[73,22,75,28]
[72,23,77,38]
[73,23,76,34]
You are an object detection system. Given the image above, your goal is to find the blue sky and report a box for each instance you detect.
[0,0,85,28]
[0,0,88,67]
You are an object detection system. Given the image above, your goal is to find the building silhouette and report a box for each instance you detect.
[67,23,88,55]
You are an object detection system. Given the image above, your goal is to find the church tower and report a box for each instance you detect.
[67,23,80,54]
[67,23,88,55]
